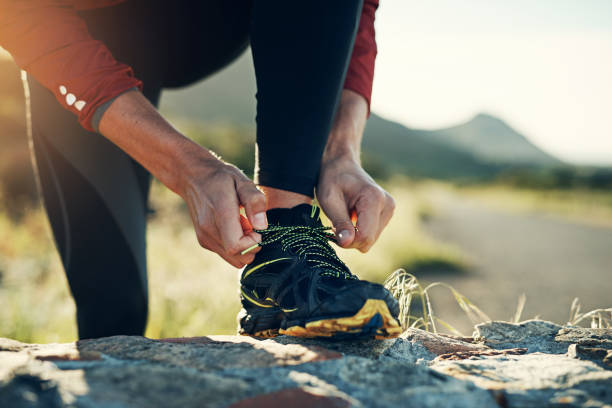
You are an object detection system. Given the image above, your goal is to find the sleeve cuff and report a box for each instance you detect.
[343,83,372,117]
[90,87,139,133]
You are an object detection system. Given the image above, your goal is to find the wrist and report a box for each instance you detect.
[322,136,360,164]
[97,90,223,196]
[172,139,223,195]
[322,89,368,164]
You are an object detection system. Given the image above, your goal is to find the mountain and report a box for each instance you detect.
[428,113,562,166]
[362,114,499,179]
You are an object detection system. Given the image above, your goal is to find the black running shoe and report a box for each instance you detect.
[237,203,401,339]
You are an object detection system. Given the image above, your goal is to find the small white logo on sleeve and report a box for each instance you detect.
[74,100,86,111]
[66,93,76,106]
[58,86,85,111]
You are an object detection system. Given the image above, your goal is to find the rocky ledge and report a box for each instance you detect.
[1,320,611,408]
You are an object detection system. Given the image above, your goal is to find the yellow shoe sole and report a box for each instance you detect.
[278,299,402,340]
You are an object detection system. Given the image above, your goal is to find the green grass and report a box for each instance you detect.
[0,180,469,343]
[0,204,76,342]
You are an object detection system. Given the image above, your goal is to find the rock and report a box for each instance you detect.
[432,352,612,408]
[229,388,353,408]
[76,335,343,370]
[273,327,486,365]
[402,328,489,356]
[434,347,528,362]
[1,324,611,407]
[474,320,567,353]
[556,327,612,350]
[0,336,495,408]
[474,320,612,356]
[568,344,612,368]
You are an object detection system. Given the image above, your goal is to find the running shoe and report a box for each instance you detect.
[237,203,401,339]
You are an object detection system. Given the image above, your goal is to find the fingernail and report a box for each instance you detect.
[252,212,268,230]
[338,230,351,242]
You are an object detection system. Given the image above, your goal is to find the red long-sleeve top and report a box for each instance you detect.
[0,0,378,132]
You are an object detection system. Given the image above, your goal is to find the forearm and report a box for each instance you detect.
[98,90,217,194]
[323,89,369,164]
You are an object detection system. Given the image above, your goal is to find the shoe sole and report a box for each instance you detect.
[280,299,402,340]
[250,328,279,338]
[243,299,402,340]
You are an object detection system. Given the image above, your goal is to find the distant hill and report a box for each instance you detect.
[362,114,499,179]
[428,113,562,166]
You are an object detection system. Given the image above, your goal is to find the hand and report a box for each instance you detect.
[98,90,268,268]
[178,150,268,268]
[315,89,395,252]
[317,156,395,252]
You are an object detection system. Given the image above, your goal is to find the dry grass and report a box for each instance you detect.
[384,268,611,336]
[384,269,490,336]
[568,298,612,329]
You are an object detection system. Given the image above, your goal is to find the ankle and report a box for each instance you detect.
[259,186,312,210]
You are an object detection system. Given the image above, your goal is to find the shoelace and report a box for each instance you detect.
[242,224,357,280]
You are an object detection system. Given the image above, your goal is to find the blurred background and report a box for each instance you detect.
[1,0,610,342]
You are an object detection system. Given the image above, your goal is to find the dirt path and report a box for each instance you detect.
[421,190,612,334]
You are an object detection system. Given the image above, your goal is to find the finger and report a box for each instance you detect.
[232,232,262,265]
[354,190,386,252]
[240,230,262,256]
[195,216,260,268]
[240,214,253,233]
[236,181,268,230]
[199,238,247,269]
[239,216,263,252]
[221,250,256,269]
[368,206,391,250]
[379,193,396,230]
[215,191,256,256]
[214,234,262,268]
[321,190,356,247]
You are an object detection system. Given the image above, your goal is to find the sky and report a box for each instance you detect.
[371,0,612,165]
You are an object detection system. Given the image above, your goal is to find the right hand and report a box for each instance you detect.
[177,149,268,268]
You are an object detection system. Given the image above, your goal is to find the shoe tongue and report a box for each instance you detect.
[266,203,321,227]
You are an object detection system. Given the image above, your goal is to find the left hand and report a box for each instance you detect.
[316,89,395,252]
[317,156,395,252]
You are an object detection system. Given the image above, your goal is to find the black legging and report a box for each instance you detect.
[26,0,363,339]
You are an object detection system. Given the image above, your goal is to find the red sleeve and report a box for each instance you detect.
[343,0,378,114]
[0,0,142,132]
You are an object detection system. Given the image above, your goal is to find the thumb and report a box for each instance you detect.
[322,192,355,247]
